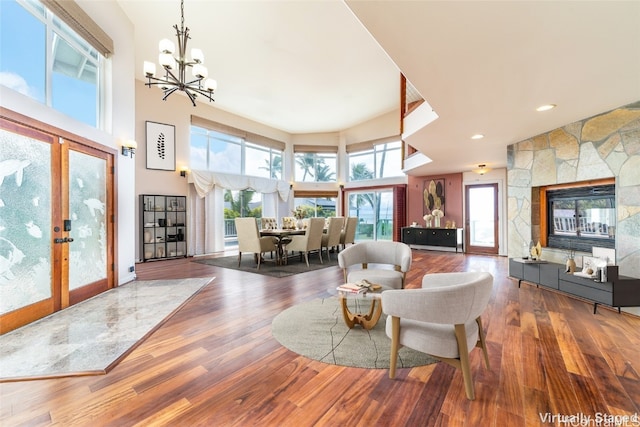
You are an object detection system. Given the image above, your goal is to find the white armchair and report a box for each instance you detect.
[235,217,277,269]
[338,241,412,289]
[382,271,493,400]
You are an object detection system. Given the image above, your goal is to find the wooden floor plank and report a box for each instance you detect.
[2,251,640,426]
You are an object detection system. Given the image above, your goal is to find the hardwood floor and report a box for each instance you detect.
[1,251,639,426]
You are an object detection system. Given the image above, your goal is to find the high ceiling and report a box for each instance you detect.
[118,0,640,176]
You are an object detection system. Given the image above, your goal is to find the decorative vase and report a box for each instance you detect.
[297,219,304,230]
[426,219,432,228]
[434,217,441,228]
[156,246,165,258]
[565,258,576,274]
[144,230,151,243]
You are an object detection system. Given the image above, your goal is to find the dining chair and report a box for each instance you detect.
[281,216,297,230]
[382,271,493,400]
[286,217,325,267]
[261,217,278,230]
[321,216,344,261]
[234,217,277,269]
[339,216,358,251]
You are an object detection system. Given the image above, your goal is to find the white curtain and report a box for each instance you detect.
[190,170,290,201]
[187,170,291,256]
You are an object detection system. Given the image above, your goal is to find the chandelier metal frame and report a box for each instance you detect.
[144,0,216,106]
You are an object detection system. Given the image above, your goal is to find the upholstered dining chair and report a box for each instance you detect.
[338,240,412,289]
[339,216,358,251]
[281,216,297,230]
[234,217,277,269]
[321,217,344,261]
[286,217,325,267]
[261,217,278,230]
[382,271,494,400]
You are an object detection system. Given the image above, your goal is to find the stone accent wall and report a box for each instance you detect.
[507,101,640,286]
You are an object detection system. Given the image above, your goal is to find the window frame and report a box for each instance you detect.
[190,125,283,178]
[347,140,403,182]
[293,150,337,183]
[2,0,105,128]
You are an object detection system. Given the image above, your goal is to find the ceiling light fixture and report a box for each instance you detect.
[536,104,556,112]
[472,164,492,175]
[143,0,217,106]
[471,134,484,140]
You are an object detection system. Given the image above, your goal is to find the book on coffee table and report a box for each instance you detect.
[337,280,382,293]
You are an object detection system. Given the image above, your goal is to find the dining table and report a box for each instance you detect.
[260,228,306,265]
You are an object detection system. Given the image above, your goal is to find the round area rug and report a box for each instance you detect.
[271,297,437,369]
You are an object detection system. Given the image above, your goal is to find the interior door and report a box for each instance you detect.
[0,115,115,333]
[0,120,58,332]
[465,183,499,255]
[66,141,114,306]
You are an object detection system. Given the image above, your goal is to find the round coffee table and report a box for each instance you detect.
[336,284,393,330]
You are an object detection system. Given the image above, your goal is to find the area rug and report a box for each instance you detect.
[192,253,338,277]
[271,297,437,369]
[0,277,213,382]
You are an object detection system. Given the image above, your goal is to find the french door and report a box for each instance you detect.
[465,183,499,255]
[0,115,115,333]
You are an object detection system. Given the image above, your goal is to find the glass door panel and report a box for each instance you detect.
[347,190,393,241]
[68,149,107,290]
[66,142,112,306]
[0,127,53,312]
[465,184,499,254]
[0,122,56,331]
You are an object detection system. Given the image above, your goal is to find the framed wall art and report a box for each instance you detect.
[145,121,175,171]
[423,178,446,215]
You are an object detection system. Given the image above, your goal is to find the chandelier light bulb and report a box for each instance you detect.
[191,48,204,64]
[159,38,175,54]
[143,61,156,77]
[204,79,217,92]
[159,53,174,69]
[192,64,208,79]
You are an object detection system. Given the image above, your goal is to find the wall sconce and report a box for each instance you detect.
[289,183,293,189]
[339,183,344,190]
[121,140,137,158]
[180,166,189,177]
[472,164,492,175]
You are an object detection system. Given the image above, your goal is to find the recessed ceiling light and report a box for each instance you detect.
[536,104,556,112]
[471,134,484,140]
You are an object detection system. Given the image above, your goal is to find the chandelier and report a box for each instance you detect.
[143,0,217,106]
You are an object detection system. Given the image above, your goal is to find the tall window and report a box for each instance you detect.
[294,196,337,218]
[190,125,283,179]
[347,190,394,241]
[347,140,403,181]
[0,0,105,127]
[293,146,337,183]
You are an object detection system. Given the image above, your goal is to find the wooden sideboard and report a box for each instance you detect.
[401,227,463,253]
[508,258,640,313]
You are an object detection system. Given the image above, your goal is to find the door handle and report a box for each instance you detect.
[53,237,74,244]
